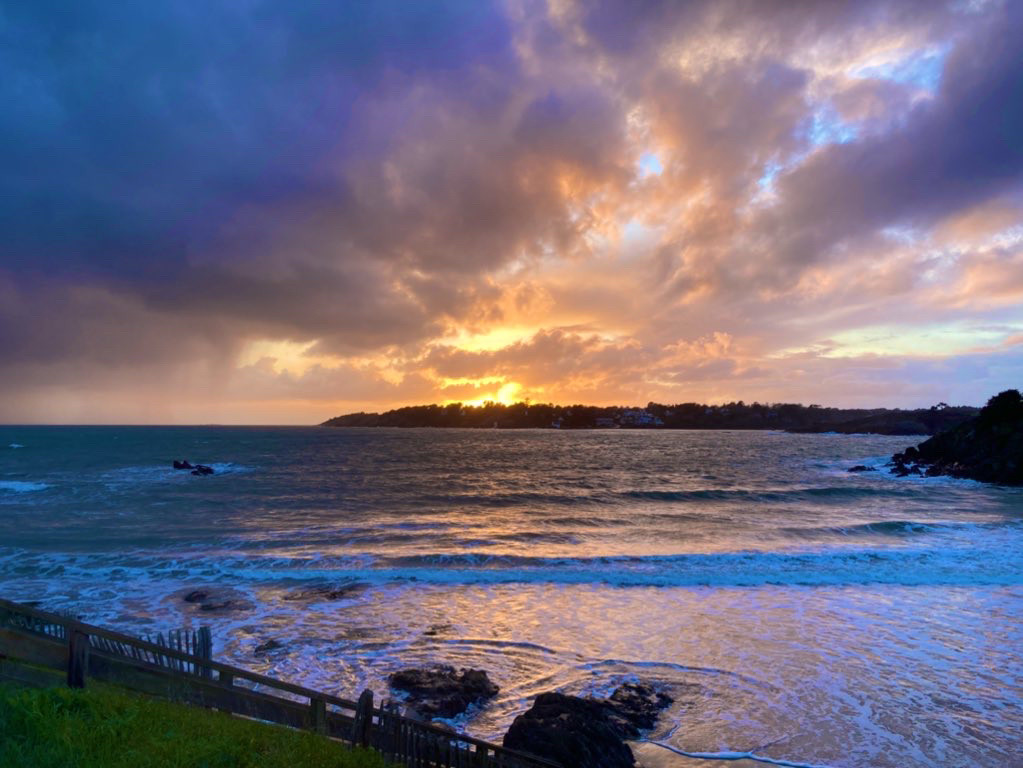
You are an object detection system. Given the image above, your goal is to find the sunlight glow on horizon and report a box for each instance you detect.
[458,381,524,408]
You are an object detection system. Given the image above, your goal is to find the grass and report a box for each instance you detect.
[0,682,392,768]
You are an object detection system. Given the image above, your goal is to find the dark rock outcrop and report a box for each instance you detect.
[173,460,194,470]
[890,389,1023,485]
[847,465,876,473]
[502,683,673,768]
[504,693,634,768]
[388,665,499,719]
[603,683,673,738]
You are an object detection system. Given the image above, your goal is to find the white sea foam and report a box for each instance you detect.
[100,462,254,487]
[643,740,837,768]
[206,462,252,475]
[2,544,1018,589]
[0,480,49,492]
[8,443,24,449]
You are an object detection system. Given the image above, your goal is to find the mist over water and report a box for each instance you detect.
[1,427,1021,767]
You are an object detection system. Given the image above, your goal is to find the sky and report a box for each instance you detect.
[1,0,1022,424]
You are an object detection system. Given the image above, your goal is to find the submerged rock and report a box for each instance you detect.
[388,665,499,719]
[282,583,364,602]
[502,683,673,768]
[423,623,452,637]
[890,389,1023,485]
[180,587,252,614]
[254,638,284,656]
[847,465,876,473]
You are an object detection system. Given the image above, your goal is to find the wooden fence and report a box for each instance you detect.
[0,601,213,677]
[0,597,559,768]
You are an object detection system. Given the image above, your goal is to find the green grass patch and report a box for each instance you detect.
[0,683,392,768]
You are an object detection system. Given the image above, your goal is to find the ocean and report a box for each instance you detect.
[1,426,1020,767]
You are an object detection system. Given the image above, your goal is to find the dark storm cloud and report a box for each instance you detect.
[756,2,1023,277]
[0,1,513,271]
[0,0,521,365]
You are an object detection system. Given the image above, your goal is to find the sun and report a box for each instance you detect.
[462,382,522,407]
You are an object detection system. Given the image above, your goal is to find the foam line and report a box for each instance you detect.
[642,739,836,768]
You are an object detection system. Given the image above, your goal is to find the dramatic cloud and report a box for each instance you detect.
[1,0,1020,422]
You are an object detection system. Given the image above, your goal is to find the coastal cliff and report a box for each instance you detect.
[890,389,1023,485]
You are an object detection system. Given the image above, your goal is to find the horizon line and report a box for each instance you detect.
[1,396,988,428]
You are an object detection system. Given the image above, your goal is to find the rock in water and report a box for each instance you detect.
[254,639,284,656]
[502,683,673,767]
[180,586,252,614]
[503,693,635,768]
[847,465,876,473]
[388,665,499,718]
[604,683,674,738]
[174,460,214,475]
[282,583,365,601]
[890,389,1023,485]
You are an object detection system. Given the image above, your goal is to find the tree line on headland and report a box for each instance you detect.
[322,399,978,435]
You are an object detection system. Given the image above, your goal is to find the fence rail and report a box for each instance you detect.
[0,597,558,768]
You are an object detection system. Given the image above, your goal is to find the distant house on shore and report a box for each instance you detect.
[620,409,663,427]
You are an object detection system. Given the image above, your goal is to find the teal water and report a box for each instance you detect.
[1,427,1021,766]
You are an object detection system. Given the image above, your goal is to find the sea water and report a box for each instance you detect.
[1,427,1020,767]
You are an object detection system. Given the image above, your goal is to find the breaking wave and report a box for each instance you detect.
[2,545,1017,589]
[0,480,49,493]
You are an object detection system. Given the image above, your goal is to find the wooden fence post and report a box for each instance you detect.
[197,626,213,678]
[352,689,374,748]
[310,696,327,735]
[66,629,89,689]
[379,700,399,758]
[216,670,234,713]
